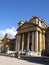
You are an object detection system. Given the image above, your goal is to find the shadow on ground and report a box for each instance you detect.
[20,57,49,65]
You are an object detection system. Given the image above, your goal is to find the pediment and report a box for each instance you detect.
[17,23,35,30]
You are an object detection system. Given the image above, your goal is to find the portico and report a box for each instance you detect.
[16,30,44,56]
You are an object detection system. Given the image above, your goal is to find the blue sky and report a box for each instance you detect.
[0,0,49,38]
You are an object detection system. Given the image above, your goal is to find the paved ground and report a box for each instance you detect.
[0,56,49,65]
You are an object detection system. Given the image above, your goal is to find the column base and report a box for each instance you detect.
[26,51,41,56]
[18,50,41,57]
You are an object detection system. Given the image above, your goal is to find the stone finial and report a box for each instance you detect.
[18,20,24,27]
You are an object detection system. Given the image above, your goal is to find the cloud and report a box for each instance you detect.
[0,27,17,38]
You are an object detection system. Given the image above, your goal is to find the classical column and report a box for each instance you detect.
[35,31,38,52]
[38,32,42,52]
[32,32,34,51]
[27,33,30,51]
[21,34,24,51]
[42,33,45,50]
[18,34,21,51]
[15,34,18,51]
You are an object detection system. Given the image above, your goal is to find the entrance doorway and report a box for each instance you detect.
[29,43,32,51]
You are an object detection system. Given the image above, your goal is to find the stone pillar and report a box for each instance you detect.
[27,33,30,51]
[15,35,18,51]
[38,32,42,52]
[21,34,24,51]
[42,33,45,50]
[18,34,21,51]
[32,32,34,51]
[35,31,38,52]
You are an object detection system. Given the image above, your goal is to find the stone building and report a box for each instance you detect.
[0,33,16,53]
[15,16,49,56]
[0,38,4,52]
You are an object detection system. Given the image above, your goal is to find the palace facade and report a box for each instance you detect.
[15,16,49,56]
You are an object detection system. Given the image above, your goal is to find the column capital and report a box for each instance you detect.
[42,30,45,34]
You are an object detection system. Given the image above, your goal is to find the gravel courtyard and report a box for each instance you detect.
[0,56,49,65]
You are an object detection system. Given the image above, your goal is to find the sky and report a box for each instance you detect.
[0,0,49,38]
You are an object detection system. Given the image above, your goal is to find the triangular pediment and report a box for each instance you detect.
[17,22,36,30]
